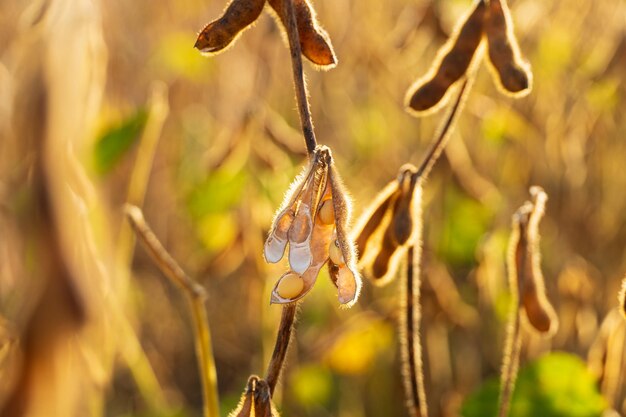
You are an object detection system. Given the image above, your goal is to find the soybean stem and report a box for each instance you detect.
[413,77,472,182]
[282,0,317,155]
[125,205,219,417]
[402,245,429,417]
[265,303,297,396]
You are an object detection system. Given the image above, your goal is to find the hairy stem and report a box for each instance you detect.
[125,205,219,417]
[282,0,317,154]
[401,245,428,417]
[413,77,472,181]
[265,303,297,396]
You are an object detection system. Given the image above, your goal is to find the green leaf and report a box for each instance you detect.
[461,352,607,417]
[94,108,148,175]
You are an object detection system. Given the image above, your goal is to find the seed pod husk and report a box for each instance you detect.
[264,158,315,264]
[353,179,400,262]
[195,0,266,55]
[484,0,532,96]
[405,0,486,114]
[271,180,334,304]
[268,0,337,67]
[510,187,558,335]
[229,376,279,417]
[327,164,362,306]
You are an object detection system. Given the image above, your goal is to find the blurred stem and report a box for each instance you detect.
[125,205,219,417]
[117,82,169,268]
[413,47,485,182]
[401,246,428,417]
[111,83,171,412]
[282,0,317,155]
[265,304,297,397]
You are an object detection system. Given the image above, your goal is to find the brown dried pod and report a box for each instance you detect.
[195,0,266,55]
[354,165,422,285]
[327,164,362,306]
[510,186,558,335]
[484,0,532,96]
[268,0,337,67]
[405,0,486,115]
[353,179,401,261]
[230,376,279,417]
[390,165,420,246]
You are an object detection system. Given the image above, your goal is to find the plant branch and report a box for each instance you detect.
[413,77,472,182]
[282,0,317,155]
[265,303,297,396]
[125,205,219,417]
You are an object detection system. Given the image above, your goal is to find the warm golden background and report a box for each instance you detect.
[1,0,625,416]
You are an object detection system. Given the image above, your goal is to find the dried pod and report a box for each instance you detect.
[509,186,558,335]
[327,164,362,306]
[390,165,420,246]
[230,376,279,417]
[195,0,266,55]
[484,0,532,96]
[268,0,337,67]
[353,179,401,262]
[405,0,486,115]
[355,165,422,286]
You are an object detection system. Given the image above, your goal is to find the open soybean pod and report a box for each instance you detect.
[270,164,333,304]
[327,164,362,306]
[195,0,266,55]
[264,156,316,265]
[484,0,532,96]
[405,0,486,115]
[268,0,337,68]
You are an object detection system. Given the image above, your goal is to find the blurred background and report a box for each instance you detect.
[1,0,625,416]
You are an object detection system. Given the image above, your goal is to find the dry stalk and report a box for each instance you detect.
[282,0,318,154]
[125,205,219,417]
[265,304,297,396]
[401,246,428,417]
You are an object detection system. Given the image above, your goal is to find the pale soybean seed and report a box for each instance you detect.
[329,240,344,265]
[277,272,305,299]
[318,199,335,225]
